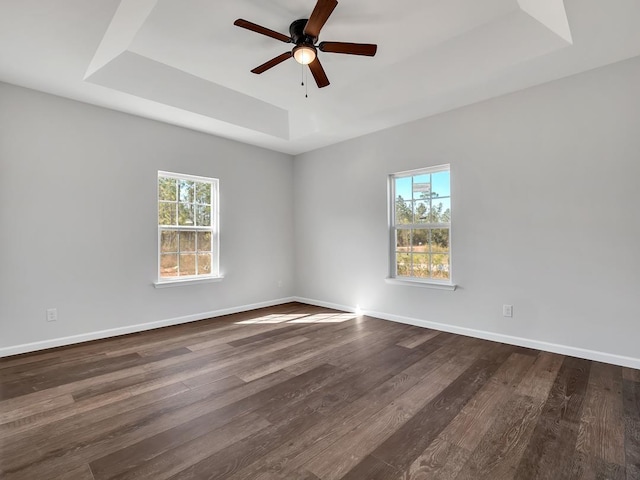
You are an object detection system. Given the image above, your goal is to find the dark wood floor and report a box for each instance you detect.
[0,303,638,480]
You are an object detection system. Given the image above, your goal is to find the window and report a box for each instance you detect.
[157,171,219,283]
[389,165,451,283]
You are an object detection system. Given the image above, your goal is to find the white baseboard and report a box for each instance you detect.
[294,296,640,370]
[0,297,296,358]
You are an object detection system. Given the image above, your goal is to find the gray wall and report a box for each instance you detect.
[294,56,640,363]
[0,82,295,351]
[2,56,640,365]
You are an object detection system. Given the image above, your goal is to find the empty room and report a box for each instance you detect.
[1,0,639,479]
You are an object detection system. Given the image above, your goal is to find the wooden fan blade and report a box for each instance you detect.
[319,41,377,56]
[234,19,291,43]
[304,0,338,38]
[251,52,293,74]
[308,58,330,88]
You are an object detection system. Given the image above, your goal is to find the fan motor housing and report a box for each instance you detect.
[290,19,317,45]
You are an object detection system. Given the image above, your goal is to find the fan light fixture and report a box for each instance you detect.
[234,0,378,90]
[293,44,316,65]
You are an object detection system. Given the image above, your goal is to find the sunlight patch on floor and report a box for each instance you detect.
[288,313,358,323]
[235,313,309,325]
[234,312,358,325]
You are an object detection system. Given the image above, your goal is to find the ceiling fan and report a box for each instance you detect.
[234,0,377,89]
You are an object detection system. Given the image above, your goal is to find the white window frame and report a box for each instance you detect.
[154,171,222,288]
[387,164,456,290]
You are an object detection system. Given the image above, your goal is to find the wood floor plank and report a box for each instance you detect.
[223,343,468,480]
[395,353,546,480]
[70,350,243,401]
[99,303,323,358]
[88,391,260,479]
[0,368,299,478]
[0,341,233,413]
[0,303,638,480]
[261,344,421,424]
[0,381,190,441]
[439,352,536,452]
[454,394,544,480]
[0,341,113,371]
[101,315,283,357]
[340,454,401,480]
[285,318,413,376]
[57,463,96,480]
[515,351,565,400]
[53,328,303,410]
[226,322,314,347]
[0,352,145,401]
[623,368,640,383]
[623,378,640,480]
[576,362,625,467]
[305,346,510,479]
[237,326,375,382]
[513,356,592,480]
[396,438,469,480]
[0,352,67,371]
[166,412,326,480]
[397,329,442,349]
[0,344,252,437]
[181,307,356,353]
[353,346,514,478]
[0,393,75,425]
[93,412,271,480]
[185,322,310,352]
[0,382,192,479]
[139,307,319,352]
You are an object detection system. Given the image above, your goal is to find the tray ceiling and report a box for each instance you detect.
[1,0,640,154]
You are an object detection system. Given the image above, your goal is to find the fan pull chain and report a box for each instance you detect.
[301,62,304,87]
[305,67,309,98]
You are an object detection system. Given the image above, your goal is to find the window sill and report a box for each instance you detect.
[385,277,457,291]
[153,276,224,288]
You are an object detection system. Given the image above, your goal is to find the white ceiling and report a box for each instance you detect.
[1,0,640,154]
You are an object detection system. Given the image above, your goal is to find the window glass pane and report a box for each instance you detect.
[395,200,413,224]
[431,254,450,280]
[178,203,195,226]
[414,201,430,223]
[160,231,177,253]
[179,254,196,276]
[160,254,178,278]
[159,177,177,201]
[158,173,218,281]
[396,229,411,252]
[196,205,211,227]
[412,174,429,183]
[431,228,449,253]
[197,231,212,252]
[396,252,411,277]
[197,253,212,275]
[411,229,429,253]
[431,197,451,222]
[391,166,450,282]
[412,174,431,201]
[431,171,450,198]
[179,180,195,203]
[395,177,412,202]
[158,203,177,225]
[196,182,211,205]
[179,231,196,252]
[412,254,430,278]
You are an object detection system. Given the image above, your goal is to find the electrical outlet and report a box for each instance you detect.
[46,308,58,322]
[503,304,513,318]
